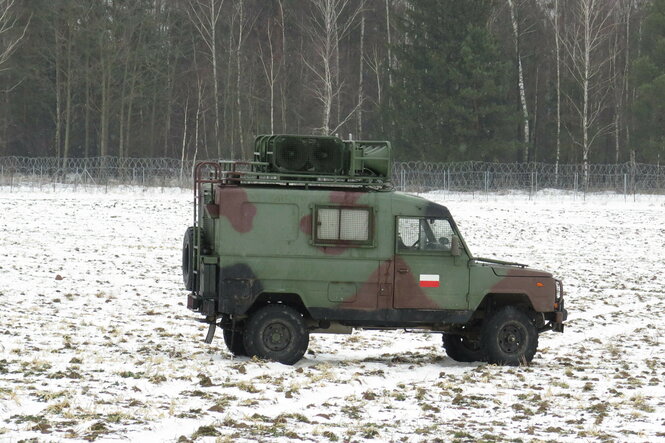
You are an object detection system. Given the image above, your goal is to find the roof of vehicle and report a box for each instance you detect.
[391,191,452,219]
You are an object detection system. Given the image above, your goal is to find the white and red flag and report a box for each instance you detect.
[419,274,440,288]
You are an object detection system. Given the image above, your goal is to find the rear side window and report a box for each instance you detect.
[314,206,373,246]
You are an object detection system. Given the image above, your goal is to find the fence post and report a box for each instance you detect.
[623,173,627,202]
[442,169,446,196]
[529,172,534,200]
[630,150,636,200]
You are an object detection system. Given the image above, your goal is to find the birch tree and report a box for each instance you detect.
[303,0,361,135]
[357,0,365,138]
[258,13,282,134]
[0,0,28,70]
[553,0,562,175]
[506,0,530,161]
[385,0,393,90]
[0,0,28,155]
[186,0,225,158]
[561,0,618,182]
[231,0,257,157]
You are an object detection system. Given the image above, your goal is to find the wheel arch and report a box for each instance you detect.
[474,292,534,317]
[246,292,311,318]
[474,292,545,329]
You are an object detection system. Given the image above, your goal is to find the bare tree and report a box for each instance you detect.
[366,45,384,117]
[385,0,393,90]
[303,0,361,135]
[186,0,225,158]
[506,0,531,161]
[118,7,144,160]
[609,0,647,163]
[561,0,618,183]
[235,0,244,156]
[0,0,28,70]
[180,95,189,181]
[609,1,629,163]
[554,0,562,178]
[357,0,365,138]
[0,0,29,155]
[61,13,74,167]
[98,10,113,158]
[231,0,257,158]
[258,15,282,134]
[193,40,206,165]
[277,0,287,133]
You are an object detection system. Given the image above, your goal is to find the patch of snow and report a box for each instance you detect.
[0,188,663,442]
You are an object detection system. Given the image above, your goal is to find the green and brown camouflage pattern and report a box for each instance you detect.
[186,178,566,333]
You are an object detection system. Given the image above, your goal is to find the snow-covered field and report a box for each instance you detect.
[1,187,664,442]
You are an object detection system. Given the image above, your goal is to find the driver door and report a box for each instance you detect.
[394,217,469,310]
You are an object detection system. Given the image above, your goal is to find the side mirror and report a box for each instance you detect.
[451,235,461,257]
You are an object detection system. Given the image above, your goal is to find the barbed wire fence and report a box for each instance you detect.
[0,156,663,196]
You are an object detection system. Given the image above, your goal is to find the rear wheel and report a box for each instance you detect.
[442,333,484,362]
[243,305,309,365]
[223,328,247,356]
[481,306,538,366]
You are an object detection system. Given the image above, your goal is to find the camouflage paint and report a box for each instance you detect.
[489,268,556,312]
[189,180,564,330]
[330,190,363,205]
[391,255,442,310]
[215,187,257,233]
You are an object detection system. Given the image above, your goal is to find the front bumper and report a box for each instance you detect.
[551,279,567,332]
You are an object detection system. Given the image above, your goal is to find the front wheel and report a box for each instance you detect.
[243,305,309,365]
[481,306,538,366]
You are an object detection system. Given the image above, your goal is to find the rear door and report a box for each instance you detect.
[394,217,469,310]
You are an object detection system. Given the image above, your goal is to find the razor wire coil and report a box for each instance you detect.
[0,156,663,194]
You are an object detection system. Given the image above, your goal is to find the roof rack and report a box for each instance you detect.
[215,160,392,189]
[194,134,395,191]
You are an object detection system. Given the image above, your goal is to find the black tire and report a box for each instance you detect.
[182,227,195,291]
[481,306,538,366]
[223,328,247,356]
[243,305,309,365]
[442,334,485,362]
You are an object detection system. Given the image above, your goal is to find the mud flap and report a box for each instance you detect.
[204,322,217,344]
[552,322,564,333]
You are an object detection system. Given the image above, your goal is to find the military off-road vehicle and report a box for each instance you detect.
[182,135,566,366]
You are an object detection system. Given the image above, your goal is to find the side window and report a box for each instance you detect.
[315,206,373,246]
[397,217,454,253]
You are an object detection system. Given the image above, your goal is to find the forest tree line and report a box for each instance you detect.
[0,0,663,167]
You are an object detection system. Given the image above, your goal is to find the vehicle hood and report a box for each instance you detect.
[472,257,552,278]
[490,265,552,278]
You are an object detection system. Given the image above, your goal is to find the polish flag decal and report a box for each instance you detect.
[419,274,440,288]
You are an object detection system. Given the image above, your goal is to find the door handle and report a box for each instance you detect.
[398,268,409,274]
